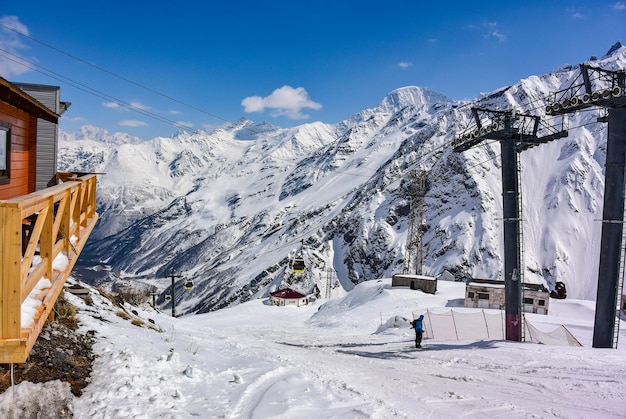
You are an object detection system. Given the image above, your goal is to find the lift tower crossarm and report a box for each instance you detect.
[546,65,626,115]
[454,108,567,152]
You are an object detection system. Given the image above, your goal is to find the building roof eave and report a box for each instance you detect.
[0,77,59,123]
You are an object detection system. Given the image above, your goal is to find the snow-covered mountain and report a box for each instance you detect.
[58,43,626,314]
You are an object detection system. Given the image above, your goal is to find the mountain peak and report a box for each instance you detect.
[604,41,624,58]
[379,86,452,112]
[60,125,143,145]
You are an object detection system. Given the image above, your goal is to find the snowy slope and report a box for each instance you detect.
[2,278,625,418]
[59,43,626,311]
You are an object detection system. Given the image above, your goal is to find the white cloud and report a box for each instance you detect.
[567,9,585,19]
[119,120,147,127]
[104,100,151,112]
[466,21,507,43]
[484,22,507,42]
[0,15,33,77]
[129,100,150,111]
[398,62,412,69]
[489,30,506,42]
[614,2,626,10]
[241,85,322,120]
[175,121,194,129]
[65,116,88,123]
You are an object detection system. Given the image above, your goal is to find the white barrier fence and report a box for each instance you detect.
[414,309,582,347]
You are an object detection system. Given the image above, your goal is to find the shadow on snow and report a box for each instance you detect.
[276,339,501,360]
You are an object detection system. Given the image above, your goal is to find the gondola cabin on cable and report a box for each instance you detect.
[184,279,194,290]
[289,240,306,274]
[291,257,305,273]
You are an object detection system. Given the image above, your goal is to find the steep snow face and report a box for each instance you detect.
[59,45,626,311]
[378,86,453,113]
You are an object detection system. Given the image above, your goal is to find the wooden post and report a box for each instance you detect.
[40,196,54,286]
[1,203,22,339]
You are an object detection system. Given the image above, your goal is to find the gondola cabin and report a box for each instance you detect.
[291,257,305,273]
[184,279,194,290]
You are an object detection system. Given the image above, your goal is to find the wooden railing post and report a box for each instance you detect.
[59,188,72,259]
[40,196,55,285]
[0,203,23,339]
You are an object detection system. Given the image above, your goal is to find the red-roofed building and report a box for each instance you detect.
[269,288,310,307]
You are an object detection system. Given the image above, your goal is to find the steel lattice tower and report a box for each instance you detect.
[404,170,428,275]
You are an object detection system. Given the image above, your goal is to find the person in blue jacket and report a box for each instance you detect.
[411,315,424,348]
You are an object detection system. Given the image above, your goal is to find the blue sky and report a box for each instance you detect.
[1,1,625,140]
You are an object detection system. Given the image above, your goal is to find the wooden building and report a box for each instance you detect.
[0,77,98,363]
[12,82,70,190]
[464,279,550,315]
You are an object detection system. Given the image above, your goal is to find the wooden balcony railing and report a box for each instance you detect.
[0,173,98,363]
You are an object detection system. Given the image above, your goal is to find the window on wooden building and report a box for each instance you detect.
[0,122,9,184]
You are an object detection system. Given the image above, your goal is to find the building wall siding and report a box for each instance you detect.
[0,102,36,199]
[14,84,59,190]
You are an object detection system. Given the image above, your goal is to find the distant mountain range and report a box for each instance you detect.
[59,43,626,314]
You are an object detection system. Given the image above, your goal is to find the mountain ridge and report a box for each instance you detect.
[59,44,625,313]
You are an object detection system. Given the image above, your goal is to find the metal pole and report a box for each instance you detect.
[168,271,182,317]
[593,108,626,348]
[171,274,175,317]
[501,117,522,341]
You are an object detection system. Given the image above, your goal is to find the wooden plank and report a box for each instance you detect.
[20,205,49,280]
[21,261,47,303]
[0,339,28,363]
[1,203,22,339]
[39,196,54,289]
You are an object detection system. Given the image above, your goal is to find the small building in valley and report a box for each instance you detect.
[269,288,310,307]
